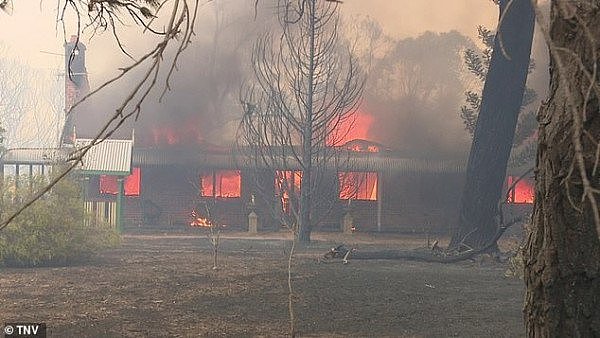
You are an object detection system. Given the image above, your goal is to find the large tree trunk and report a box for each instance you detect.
[523,1,600,335]
[450,0,535,250]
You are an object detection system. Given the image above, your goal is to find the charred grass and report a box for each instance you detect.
[0,233,524,337]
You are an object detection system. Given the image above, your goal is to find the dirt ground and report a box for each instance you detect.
[1,232,525,337]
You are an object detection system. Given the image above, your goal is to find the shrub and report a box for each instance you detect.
[0,172,120,267]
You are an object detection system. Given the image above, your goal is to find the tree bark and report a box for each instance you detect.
[523,1,600,335]
[298,0,316,244]
[450,0,535,250]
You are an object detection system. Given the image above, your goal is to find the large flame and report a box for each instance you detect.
[200,170,241,198]
[339,172,378,201]
[329,110,374,146]
[99,167,141,196]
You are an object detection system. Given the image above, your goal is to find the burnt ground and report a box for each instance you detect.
[0,232,524,337]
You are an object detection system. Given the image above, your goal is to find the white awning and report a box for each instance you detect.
[75,138,133,175]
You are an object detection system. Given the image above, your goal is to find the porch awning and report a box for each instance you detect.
[75,138,133,176]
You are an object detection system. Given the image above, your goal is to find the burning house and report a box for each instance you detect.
[79,138,532,233]
[82,140,461,233]
[0,37,535,235]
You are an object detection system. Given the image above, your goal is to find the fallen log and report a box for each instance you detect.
[345,247,481,263]
[324,218,521,264]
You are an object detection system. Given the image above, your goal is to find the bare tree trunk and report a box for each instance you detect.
[298,0,316,244]
[523,1,600,335]
[450,0,535,250]
[238,1,363,245]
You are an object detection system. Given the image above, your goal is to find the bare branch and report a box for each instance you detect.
[1,0,205,229]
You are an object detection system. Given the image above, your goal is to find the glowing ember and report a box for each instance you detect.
[507,176,534,204]
[275,171,302,197]
[345,141,380,153]
[275,171,302,213]
[190,210,212,227]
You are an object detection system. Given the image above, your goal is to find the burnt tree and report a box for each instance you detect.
[450,0,535,250]
[523,1,600,335]
[238,0,364,243]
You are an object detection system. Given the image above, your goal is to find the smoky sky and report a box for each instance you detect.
[65,0,547,159]
[359,30,476,159]
[74,1,276,146]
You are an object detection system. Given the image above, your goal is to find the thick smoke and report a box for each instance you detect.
[75,1,277,147]
[344,3,548,159]
[73,1,546,159]
[355,29,477,159]
[341,0,498,40]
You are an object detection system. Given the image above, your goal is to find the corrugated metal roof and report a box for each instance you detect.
[2,145,465,174]
[76,139,133,174]
[132,147,465,174]
[1,148,69,164]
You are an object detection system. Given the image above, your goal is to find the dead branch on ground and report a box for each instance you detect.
[322,217,522,264]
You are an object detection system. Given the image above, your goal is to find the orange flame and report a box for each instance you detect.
[346,143,380,153]
[507,176,534,204]
[200,170,241,198]
[99,167,141,196]
[190,210,213,227]
[329,110,374,146]
[150,119,204,146]
[338,172,378,201]
[275,171,302,213]
[152,127,179,145]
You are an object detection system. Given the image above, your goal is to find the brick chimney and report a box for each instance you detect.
[61,35,89,145]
